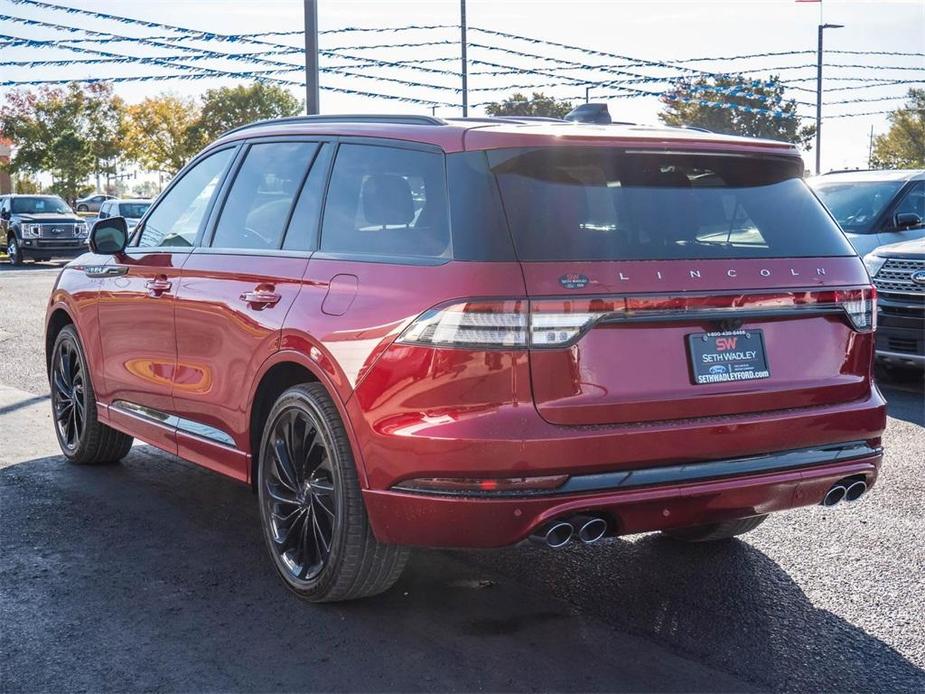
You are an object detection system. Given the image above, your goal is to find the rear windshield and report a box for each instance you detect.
[487,148,855,260]
[809,180,903,234]
[119,202,150,219]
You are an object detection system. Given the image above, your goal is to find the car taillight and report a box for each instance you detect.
[396,287,877,350]
[397,299,528,348]
[394,474,569,496]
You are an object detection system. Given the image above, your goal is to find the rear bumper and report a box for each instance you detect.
[358,388,886,547]
[364,449,881,548]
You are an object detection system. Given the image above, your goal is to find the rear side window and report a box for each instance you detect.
[488,148,855,260]
[283,143,334,251]
[320,144,450,260]
[211,141,318,250]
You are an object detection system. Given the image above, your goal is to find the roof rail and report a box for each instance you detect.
[222,114,447,137]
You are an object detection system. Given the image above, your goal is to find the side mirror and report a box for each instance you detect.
[89,216,128,254]
[0,209,10,220]
[895,212,923,230]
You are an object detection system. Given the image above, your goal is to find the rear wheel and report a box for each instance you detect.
[77,204,89,212]
[661,514,768,542]
[257,383,409,602]
[50,325,133,464]
[7,236,22,265]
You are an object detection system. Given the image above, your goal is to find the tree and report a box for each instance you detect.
[871,89,925,169]
[189,82,302,147]
[0,83,98,203]
[124,94,201,176]
[659,75,815,149]
[11,175,41,194]
[484,92,574,119]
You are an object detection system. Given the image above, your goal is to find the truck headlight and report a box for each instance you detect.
[76,222,88,237]
[22,225,41,238]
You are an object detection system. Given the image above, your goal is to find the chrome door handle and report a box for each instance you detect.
[240,290,282,307]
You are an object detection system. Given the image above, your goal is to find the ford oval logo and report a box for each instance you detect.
[911,269,925,286]
[709,365,728,375]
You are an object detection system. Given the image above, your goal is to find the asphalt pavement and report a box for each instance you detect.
[1,264,923,692]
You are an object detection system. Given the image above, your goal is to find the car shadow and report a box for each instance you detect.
[464,535,925,693]
[1,449,922,692]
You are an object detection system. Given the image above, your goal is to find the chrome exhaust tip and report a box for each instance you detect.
[844,480,868,502]
[574,515,608,544]
[530,521,574,549]
[822,484,847,507]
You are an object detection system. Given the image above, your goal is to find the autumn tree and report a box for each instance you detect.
[124,94,201,176]
[484,92,574,119]
[83,83,127,190]
[871,89,925,169]
[659,74,815,149]
[0,83,108,202]
[189,82,302,147]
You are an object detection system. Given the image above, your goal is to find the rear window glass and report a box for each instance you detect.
[488,148,855,260]
[320,144,450,260]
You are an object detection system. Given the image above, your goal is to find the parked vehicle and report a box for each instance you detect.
[1,194,88,265]
[809,170,925,256]
[864,238,925,367]
[75,193,115,213]
[96,198,151,232]
[46,115,886,602]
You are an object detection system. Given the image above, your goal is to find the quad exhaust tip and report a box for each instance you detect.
[822,477,868,507]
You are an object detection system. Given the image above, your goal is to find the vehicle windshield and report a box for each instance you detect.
[119,202,150,219]
[10,196,72,215]
[810,180,904,233]
[488,148,855,260]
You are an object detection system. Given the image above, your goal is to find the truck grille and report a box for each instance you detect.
[36,223,78,239]
[874,258,925,296]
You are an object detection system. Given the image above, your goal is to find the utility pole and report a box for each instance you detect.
[460,0,468,117]
[868,124,875,168]
[304,0,320,115]
[815,22,843,174]
[585,85,591,103]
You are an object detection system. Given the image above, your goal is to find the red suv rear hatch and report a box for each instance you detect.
[487,146,874,426]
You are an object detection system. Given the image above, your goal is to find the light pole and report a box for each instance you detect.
[460,0,468,116]
[304,0,320,115]
[585,85,591,103]
[815,22,843,174]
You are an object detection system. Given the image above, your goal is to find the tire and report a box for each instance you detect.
[257,382,409,602]
[7,235,23,265]
[77,204,89,212]
[50,325,133,465]
[661,514,768,542]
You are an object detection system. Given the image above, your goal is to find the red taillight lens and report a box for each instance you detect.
[396,287,877,350]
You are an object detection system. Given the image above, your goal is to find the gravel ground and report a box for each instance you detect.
[1,265,923,692]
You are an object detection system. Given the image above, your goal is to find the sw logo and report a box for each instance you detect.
[715,337,739,351]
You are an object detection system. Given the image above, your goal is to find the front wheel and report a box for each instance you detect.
[661,514,768,542]
[76,204,89,212]
[257,383,409,602]
[51,325,133,464]
[7,236,23,265]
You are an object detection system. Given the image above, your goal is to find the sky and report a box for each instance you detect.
[1,0,923,173]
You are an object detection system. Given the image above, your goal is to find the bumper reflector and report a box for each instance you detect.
[394,475,569,496]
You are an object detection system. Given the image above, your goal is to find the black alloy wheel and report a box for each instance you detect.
[52,336,86,453]
[257,383,409,602]
[261,406,338,582]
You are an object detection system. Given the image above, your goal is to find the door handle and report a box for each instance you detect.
[145,277,172,296]
[240,288,282,308]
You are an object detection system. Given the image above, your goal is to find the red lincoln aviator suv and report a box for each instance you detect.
[46,115,886,602]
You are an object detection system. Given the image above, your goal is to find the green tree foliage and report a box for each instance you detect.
[123,94,202,176]
[871,89,925,169]
[189,82,303,147]
[659,75,815,149]
[484,92,574,118]
[0,83,115,203]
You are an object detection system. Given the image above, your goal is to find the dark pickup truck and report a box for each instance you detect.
[1,194,89,265]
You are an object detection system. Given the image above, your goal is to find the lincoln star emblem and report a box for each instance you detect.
[911,269,925,286]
